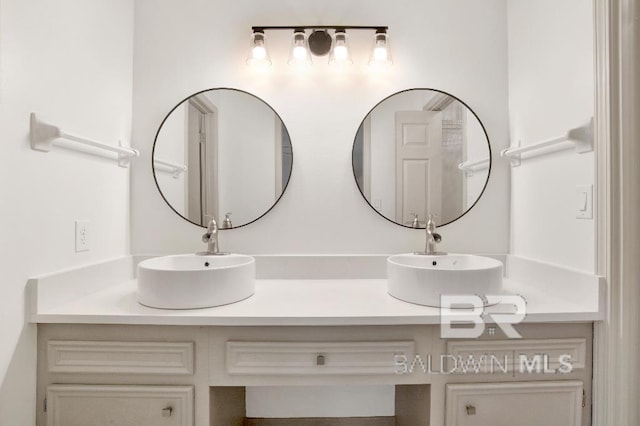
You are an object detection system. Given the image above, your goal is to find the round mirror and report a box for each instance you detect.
[352,88,491,228]
[153,88,293,228]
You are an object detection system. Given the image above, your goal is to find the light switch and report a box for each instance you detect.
[577,192,588,211]
[576,184,593,219]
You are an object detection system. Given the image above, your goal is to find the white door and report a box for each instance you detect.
[446,381,583,426]
[186,96,218,225]
[395,111,443,225]
[186,102,204,224]
[46,384,194,426]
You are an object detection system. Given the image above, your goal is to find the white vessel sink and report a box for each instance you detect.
[137,254,255,309]
[387,253,503,307]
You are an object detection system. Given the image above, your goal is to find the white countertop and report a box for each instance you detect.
[29,255,605,326]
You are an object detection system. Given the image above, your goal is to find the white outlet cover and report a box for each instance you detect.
[75,220,90,252]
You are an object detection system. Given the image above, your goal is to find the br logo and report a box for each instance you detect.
[439,295,527,339]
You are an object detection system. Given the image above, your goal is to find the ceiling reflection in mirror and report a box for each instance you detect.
[153,88,293,228]
[352,89,491,227]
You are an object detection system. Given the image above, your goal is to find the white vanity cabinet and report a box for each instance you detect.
[37,323,593,426]
[30,256,602,425]
[429,324,593,426]
[43,340,195,425]
[37,326,210,426]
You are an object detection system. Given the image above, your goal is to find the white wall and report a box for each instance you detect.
[154,103,187,213]
[507,0,594,272]
[216,90,277,226]
[246,385,395,418]
[465,108,490,207]
[131,0,511,256]
[0,1,133,424]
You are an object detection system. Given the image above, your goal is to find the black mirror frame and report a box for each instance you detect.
[151,87,294,230]
[351,87,492,228]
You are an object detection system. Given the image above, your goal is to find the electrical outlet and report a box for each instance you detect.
[75,220,90,252]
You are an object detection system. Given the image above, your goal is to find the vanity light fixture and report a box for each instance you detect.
[248,26,390,68]
[288,28,312,67]
[329,29,353,66]
[246,30,271,68]
[369,29,392,67]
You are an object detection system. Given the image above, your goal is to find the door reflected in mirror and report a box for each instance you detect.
[352,89,491,227]
[153,88,293,228]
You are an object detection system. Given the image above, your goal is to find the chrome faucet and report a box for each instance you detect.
[198,217,229,256]
[416,214,446,255]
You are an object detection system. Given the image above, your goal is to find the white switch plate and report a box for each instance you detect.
[576,184,593,219]
[75,220,90,252]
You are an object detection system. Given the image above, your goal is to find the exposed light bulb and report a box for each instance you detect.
[368,31,392,67]
[247,31,271,68]
[293,45,308,60]
[333,45,348,61]
[252,45,266,60]
[288,30,312,67]
[329,30,352,66]
[373,46,388,62]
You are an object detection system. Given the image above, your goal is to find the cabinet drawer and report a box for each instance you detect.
[446,381,583,426]
[46,384,193,426]
[446,338,586,374]
[226,341,415,375]
[47,340,194,375]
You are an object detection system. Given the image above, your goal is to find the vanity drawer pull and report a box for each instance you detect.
[316,355,325,366]
[466,405,476,415]
[162,406,173,417]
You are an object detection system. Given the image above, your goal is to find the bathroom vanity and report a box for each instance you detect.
[30,254,603,426]
[29,85,602,425]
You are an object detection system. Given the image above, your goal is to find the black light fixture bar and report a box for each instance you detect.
[252,25,388,32]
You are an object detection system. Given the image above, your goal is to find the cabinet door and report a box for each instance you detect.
[46,385,193,426]
[446,381,582,426]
